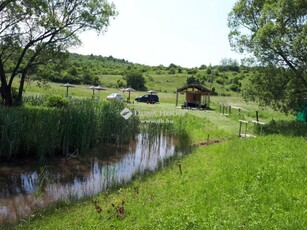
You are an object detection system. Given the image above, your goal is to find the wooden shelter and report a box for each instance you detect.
[175,83,211,109]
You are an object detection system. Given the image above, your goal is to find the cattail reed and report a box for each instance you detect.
[0,98,139,160]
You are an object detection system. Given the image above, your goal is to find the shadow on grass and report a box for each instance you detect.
[262,120,307,137]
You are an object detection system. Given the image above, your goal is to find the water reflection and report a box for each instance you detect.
[0,133,177,224]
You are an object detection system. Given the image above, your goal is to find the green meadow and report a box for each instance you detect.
[13,123,307,229]
[7,81,306,229]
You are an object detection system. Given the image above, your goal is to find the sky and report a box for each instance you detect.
[70,0,244,68]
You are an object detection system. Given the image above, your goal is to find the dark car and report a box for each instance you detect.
[135,94,159,104]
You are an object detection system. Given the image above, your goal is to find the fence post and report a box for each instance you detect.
[239,121,242,137]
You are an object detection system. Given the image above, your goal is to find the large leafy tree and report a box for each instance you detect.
[124,71,147,91]
[228,0,307,113]
[0,0,116,106]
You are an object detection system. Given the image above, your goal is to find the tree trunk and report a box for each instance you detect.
[16,71,26,104]
[1,85,13,106]
[0,58,13,106]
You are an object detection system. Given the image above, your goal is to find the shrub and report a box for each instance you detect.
[228,84,241,92]
[215,77,225,85]
[45,95,69,108]
[124,71,147,90]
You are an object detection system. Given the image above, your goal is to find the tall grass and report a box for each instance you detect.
[0,99,139,160]
[138,115,193,153]
[60,100,98,156]
[0,107,24,158]
[262,119,307,137]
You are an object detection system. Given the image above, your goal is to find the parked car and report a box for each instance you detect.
[106,93,124,101]
[135,94,159,104]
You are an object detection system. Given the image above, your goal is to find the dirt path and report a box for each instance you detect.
[193,137,228,147]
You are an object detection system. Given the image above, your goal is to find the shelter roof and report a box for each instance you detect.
[177,83,211,94]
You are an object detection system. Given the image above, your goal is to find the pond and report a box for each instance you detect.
[0,133,181,224]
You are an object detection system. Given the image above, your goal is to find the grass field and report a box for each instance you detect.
[6,80,307,229]
[14,135,307,230]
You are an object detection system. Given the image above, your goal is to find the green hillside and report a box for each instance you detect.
[32,53,255,97]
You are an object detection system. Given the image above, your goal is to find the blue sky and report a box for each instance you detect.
[70,0,243,68]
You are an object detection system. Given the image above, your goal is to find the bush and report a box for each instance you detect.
[168,67,176,74]
[45,95,69,108]
[211,87,218,95]
[215,77,225,85]
[228,84,241,92]
[187,68,198,75]
[186,76,200,84]
[124,71,147,90]
[23,95,46,106]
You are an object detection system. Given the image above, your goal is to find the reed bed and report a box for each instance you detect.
[138,115,191,146]
[0,98,139,160]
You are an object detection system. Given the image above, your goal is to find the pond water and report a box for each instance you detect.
[0,133,180,224]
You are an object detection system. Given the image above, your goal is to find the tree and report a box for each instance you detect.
[220,58,239,67]
[167,63,178,69]
[243,66,304,112]
[228,0,307,112]
[186,76,199,84]
[168,67,176,74]
[0,0,116,106]
[218,58,240,72]
[124,71,146,91]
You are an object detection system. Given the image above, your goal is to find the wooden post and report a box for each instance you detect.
[175,89,179,107]
[239,121,242,137]
[208,93,210,108]
[178,162,182,174]
[252,120,266,136]
[256,111,259,121]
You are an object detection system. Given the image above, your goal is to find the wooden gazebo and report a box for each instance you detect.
[175,83,211,109]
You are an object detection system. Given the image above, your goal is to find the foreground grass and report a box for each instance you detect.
[15,135,307,229]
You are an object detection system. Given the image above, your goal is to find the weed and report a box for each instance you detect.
[111,200,126,220]
[92,200,103,214]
